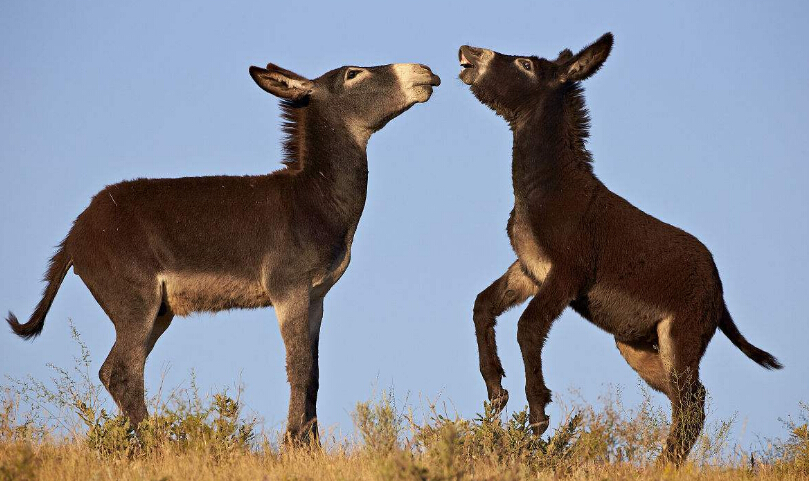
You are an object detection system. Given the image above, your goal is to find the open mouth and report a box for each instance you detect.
[458,47,480,85]
[459,52,475,70]
[459,46,482,70]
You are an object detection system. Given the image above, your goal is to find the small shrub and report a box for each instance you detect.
[769,402,809,475]
[4,321,256,459]
[405,398,582,479]
[354,390,402,454]
[567,386,670,465]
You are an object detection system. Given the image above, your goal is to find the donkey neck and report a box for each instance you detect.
[511,85,595,200]
[283,102,370,224]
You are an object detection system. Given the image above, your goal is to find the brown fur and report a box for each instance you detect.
[460,33,781,465]
[7,61,440,445]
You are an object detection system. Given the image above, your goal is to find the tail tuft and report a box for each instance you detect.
[6,311,44,340]
[719,304,783,370]
[7,241,72,341]
[750,349,783,370]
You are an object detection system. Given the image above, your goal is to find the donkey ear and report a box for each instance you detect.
[556,48,574,63]
[249,63,313,101]
[561,32,613,82]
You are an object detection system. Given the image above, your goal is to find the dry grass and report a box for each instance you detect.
[1,324,807,480]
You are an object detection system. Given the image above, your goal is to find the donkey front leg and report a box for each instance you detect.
[516,273,575,436]
[305,296,324,437]
[275,290,322,446]
[473,261,538,413]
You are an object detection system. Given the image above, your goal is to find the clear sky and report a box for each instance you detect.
[2,1,807,448]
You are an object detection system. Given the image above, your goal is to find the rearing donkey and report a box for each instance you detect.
[459,33,781,464]
[7,60,440,444]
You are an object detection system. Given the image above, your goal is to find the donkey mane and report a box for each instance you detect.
[279,98,309,170]
[559,82,594,167]
[507,81,594,173]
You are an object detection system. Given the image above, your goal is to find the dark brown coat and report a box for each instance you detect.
[459,33,780,464]
[7,61,440,444]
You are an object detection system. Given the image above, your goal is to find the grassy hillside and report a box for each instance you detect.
[2,325,806,480]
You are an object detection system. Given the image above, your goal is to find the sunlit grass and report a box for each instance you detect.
[1,323,806,480]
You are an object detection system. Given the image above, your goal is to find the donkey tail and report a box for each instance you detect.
[719,303,782,370]
[6,241,72,340]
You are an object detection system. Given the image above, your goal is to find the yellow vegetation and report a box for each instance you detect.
[1,325,806,480]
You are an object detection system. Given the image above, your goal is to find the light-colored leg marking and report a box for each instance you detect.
[275,293,310,330]
[654,316,706,465]
[657,316,676,377]
[616,340,670,395]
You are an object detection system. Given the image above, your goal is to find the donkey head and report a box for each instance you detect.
[458,33,613,123]
[250,62,440,145]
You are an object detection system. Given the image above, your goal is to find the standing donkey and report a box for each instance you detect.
[459,33,781,464]
[7,61,440,444]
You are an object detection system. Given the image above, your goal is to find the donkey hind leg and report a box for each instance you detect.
[516,273,575,437]
[657,316,711,466]
[276,290,321,446]
[97,287,161,429]
[473,261,538,413]
[147,302,174,356]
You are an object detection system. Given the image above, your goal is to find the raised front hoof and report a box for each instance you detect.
[489,389,510,415]
[529,416,550,437]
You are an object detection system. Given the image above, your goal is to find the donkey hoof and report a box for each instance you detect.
[490,389,509,414]
[529,417,550,436]
[282,425,320,450]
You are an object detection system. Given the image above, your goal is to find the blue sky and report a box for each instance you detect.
[2,1,807,447]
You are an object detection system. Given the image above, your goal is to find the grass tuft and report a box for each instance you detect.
[0,325,804,480]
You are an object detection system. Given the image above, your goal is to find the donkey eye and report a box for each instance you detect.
[520,60,532,71]
[346,69,361,80]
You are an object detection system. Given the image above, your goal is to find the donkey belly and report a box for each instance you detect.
[159,272,272,316]
[578,285,666,344]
